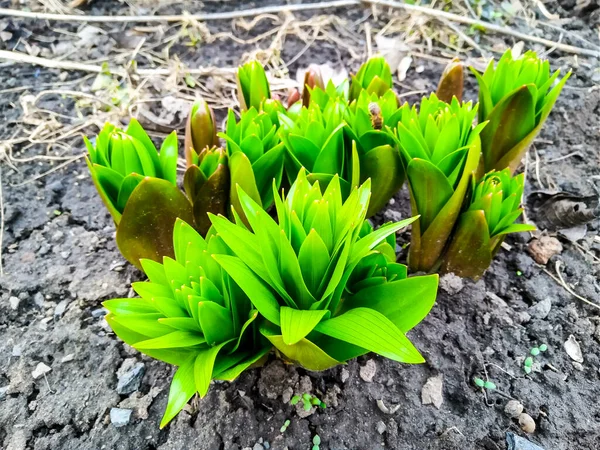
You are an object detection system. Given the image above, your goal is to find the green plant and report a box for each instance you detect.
[349,56,392,101]
[392,94,485,273]
[312,434,321,450]
[473,377,496,390]
[441,169,536,278]
[85,120,193,268]
[291,393,326,411]
[524,343,548,374]
[236,60,271,111]
[220,107,286,218]
[209,169,438,371]
[103,219,271,428]
[184,99,220,166]
[280,419,291,433]
[471,49,570,173]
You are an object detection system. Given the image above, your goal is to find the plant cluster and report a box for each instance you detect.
[86,48,568,427]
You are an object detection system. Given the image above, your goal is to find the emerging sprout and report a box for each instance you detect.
[471,49,571,173]
[236,60,271,111]
[436,57,463,103]
[349,56,393,101]
[184,99,219,167]
[85,120,193,268]
[442,169,536,278]
[393,94,486,273]
[210,170,438,371]
[302,64,325,107]
[103,219,271,428]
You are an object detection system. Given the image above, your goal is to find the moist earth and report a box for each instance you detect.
[0,1,599,449]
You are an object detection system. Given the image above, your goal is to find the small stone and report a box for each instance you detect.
[518,413,536,433]
[504,400,524,418]
[516,311,531,324]
[61,354,75,363]
[60,251,71,259]
[439,273,464,295]
[421,374,443,409]
[33,292,45,308]
[9,296,20,310]
[12,346,22,357]
[376,421,387,434]
[564,335,584,363]
[252,444,264,450]
[572,362,584,371]
[340,368,350,383]
[92,308,108,318]
[31,362,52,380]
[110,408,133,428]
[383,209,403,222]
[117,362,145,394]
[528,298,551,320]
[359,359,377,383]
[54,300,68,318]
[282,387,293,404]
[0,385,8,400]
[527,236,562,265]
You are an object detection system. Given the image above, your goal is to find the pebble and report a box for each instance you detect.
[359,359,377,383]
[504,400,524,419]
[54,300,68,318]
[117,362,145,395]
[439,273,464,295]
[376,421,387,434]
[528,298,551,320]
[0,385,8,400]
[421,374,443,409]
[12,346,22,357]
[340,368,350,383]
[252,444,264,450]
[92,308,108,318]
[527,236,562,265]
[110,407,133,428]
[564,335,584,363]
[31,362,52,380]
[60,251,71,260]
[33,292,45,308]
[518,413,536,433]
[61,354,75,363]
[9,296,20,310]
[281,387,293,404]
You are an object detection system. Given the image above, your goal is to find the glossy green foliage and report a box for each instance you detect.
[86,120,193,268]
[442,169,535,278]
[393,94,486,272]
[104,219,270,428]
[85,119,179,224]
[210,170,438,371]
[345,89,405,216]
[471,49,570,173]
[349,56,393,101]
[184,99,219,167]
[236,60,271,111]
[220,107,286,214]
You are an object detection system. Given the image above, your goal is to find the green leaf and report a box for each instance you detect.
[314,307,424,363]
[109,314,173,338]
[280,307,329,346]
[158,317,202,332]
[103,298,157,315]
[116,178,194,270]
[212,255,281,325]
[160,355,196,428]
[192,163,230,236]
[297,229,330,296]
[140,258,168,285]
[342,275,438,332]
[86,157,122,223]
[159,131,179,185]
[261,324,341,371]
[194,341,231,397]
[406,158,454,233]
[441,210,492,279]
[116,173,144,212]
[252,144,285,208]
[214,345,271,381]
[229,151,262,225]
[197,301,235,346]
[134,330,206,350]
[360,144,404,217]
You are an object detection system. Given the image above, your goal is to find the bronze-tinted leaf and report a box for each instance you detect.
[116,178,195,269]
[193,164,230,236]
[436,58,463,103]
[361,145,405,217]
[441,210,492,279]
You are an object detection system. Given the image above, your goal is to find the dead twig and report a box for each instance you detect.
[10,154,85,188]
[542,261,600,310]
[0,1,358,22]
[363,0,600,57]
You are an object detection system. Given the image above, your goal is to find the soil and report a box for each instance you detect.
[1,1,599,450]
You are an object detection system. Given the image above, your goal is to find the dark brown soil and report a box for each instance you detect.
[1,1,599,450]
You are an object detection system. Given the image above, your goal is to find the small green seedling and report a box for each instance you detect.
[312,434,321,450]
[473,377,496,390]
[516,270,523,277]
[523,344,548,374]
[280,419,291,433]
[291,393,326,411]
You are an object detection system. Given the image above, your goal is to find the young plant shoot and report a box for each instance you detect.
[210,170,438,371]
[441,169,536,278]
[393,94,486,273]
[103,219,270,428]
[236,60,271,111]
[471,49,570,173]
[85,120,193,268]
